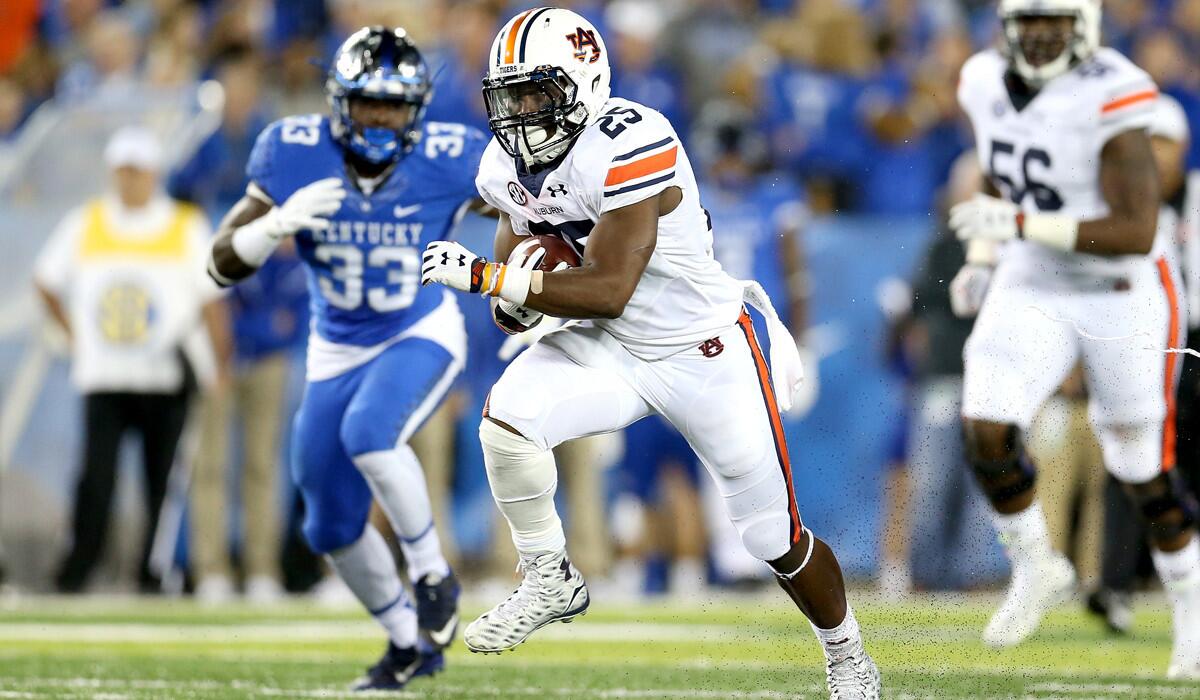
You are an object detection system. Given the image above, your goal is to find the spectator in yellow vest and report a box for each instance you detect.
[33,126,228,593]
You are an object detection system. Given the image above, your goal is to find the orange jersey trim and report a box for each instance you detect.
[503,10,533,65]
[1157,257,1180,471]
[604,146,678,187]
[1101,89,1158,115]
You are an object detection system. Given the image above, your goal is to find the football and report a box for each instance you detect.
[508,234,582,271]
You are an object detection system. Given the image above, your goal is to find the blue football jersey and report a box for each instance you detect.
[247,114,487,346]
[701,174,806,322]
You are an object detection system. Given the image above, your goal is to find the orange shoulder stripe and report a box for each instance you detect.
[604,146,678,187]
[1101,89,1158,115]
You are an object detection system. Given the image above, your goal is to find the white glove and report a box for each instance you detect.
[421,240,487,293]
[497,245,550,329]
[950,264,993,318]
[233,177,346,266]
[265,177,346,236]
[949,194,1019,243]
[497,314,564,361]
[785,344,820,417]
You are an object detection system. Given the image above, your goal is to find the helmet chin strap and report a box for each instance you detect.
[517,125,570,166]
[1013,48,1074,87]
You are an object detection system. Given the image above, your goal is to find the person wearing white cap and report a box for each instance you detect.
[33,125,227,593]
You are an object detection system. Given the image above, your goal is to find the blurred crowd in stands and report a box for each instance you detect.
[3,0,1200,616]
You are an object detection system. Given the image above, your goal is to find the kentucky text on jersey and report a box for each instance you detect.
[247,114,487,347]
[311,221,424,246]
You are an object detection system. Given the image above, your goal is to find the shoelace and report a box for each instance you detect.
[827,651,871,697]
[486,556,555,627]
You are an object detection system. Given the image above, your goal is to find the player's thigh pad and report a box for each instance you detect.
[291,374,374,553]
[486,323,652,451]
[656,315,800,562]
[962,275,1080,428]
[339,337,461,457]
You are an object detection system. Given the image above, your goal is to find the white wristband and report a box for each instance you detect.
[231,214,283,267]
[1021,213,1078,252]
[965,239,999,266]
[491,264,535,306]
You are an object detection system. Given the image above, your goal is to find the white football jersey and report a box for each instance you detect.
[958,48,1160,288]
[476,97,745,359]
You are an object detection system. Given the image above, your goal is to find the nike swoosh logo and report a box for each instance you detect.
[427,613,458,647]
[394,204,423,218]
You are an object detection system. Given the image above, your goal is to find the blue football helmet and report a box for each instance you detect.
[326,26,432,164]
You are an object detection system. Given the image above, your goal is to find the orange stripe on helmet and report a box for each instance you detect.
[504,10,534,65]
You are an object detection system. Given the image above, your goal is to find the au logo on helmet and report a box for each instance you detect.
[565,27,601,64]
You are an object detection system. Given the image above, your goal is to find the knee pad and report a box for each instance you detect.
[339,407,397,458]
[736,509,792,562]
[303,508,369,555]
[479,418,556,503]
[1125,471,1199,546]
[1096,423,1165,484]
[964,422,1036,504]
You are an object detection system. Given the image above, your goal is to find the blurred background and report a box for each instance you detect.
[1,0,1199,611]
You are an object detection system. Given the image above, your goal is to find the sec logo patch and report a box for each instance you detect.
[508,182,527,205]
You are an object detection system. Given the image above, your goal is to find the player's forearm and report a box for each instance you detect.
[1073,213,1157,256]
[207,195,275,286]
[524,266,639,319]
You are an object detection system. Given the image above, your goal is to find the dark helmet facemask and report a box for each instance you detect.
[326,26,432,164]
[482,67,586,166]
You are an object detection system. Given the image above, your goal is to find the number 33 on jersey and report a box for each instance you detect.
[246,114,488,346]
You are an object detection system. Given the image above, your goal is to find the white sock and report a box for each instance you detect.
[1152,536,1200,598]
[400,524,451,582]
[811,605,864,661]
[992,501,1055,568]
[479,419,566,555]
[325,525,418,649]
[353,447,450,580]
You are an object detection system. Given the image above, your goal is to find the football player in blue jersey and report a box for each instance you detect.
[208,27,491,691]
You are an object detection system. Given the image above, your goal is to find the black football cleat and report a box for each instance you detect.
[415,569,461,649]
[351,642,443,691]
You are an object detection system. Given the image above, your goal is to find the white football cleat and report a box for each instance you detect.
[983,553,1076,648]
[464,550,589,653]
[825,642,882,699]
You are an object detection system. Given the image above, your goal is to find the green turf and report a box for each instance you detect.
[0,593,1196,699]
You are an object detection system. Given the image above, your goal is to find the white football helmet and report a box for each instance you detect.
[998,0,1101,87]
[483,7,611,166]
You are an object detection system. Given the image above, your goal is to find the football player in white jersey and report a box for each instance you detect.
[421,7,880,697]
[949,0,1200,678]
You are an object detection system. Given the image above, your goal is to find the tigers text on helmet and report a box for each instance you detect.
[326,26,432,164]
[999,0,1101,87]
[483,7,612,166]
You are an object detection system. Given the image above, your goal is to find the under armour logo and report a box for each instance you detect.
[441,252,467,266]
[547,184,568,198]
[699,338,724,358]
[559,557,572,583]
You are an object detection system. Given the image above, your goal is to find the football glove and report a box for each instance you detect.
[950,264,993,318]
[264,177,346,236]
[233,177,346,266]
[949,194,1019,243]
[497,314,564,361]
[421,240,489,293]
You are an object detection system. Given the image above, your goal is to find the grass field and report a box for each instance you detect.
[0,591,1197,699]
